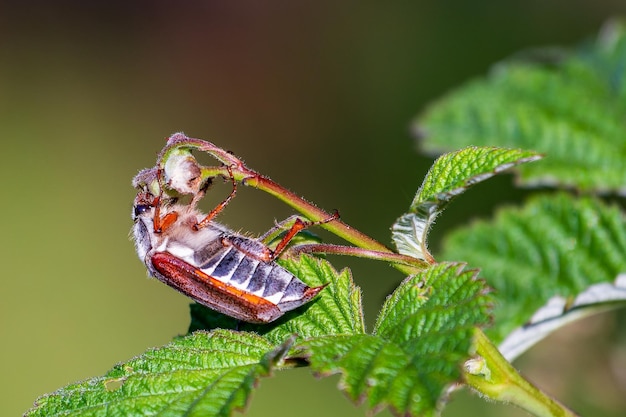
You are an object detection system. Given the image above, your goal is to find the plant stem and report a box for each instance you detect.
[158,135,425,275]
[290,243,427,267]
[205,165,422,275]
[464,329,580,417]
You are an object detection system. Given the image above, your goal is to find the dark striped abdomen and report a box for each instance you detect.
[194,237,311,308]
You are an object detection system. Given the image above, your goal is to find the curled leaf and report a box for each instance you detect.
[391,147,540,260]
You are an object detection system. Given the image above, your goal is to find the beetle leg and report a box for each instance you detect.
[194,165,237,230]
[267,210,340,261]
[188,177,213,209]
[150,169,180,233]
[154,210,179,233]
[220,234,274,263]
[258,215,301,243]
[151,194,179,234]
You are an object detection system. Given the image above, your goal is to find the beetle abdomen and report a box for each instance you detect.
[150,234,325,323]
[197,243,314,307]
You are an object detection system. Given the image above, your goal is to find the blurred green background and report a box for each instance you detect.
[2,2,626,416]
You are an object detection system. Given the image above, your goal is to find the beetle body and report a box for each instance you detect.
[132,193,326,323]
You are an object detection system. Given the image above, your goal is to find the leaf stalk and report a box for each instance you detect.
[465,329,580,417]
[158,136,425,275]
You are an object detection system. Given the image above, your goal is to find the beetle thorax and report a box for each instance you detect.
[133,202,228,266]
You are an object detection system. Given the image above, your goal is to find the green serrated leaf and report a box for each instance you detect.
[415,20,626,194]
[439,193,626,354]
[391,147,540,260]
[262,256,365,344]
[411,147,541,212]
[189,255,365,344]
[26,330,292,417]
[374,262,493,342]
[299,262,493,417]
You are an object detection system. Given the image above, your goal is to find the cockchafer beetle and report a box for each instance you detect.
[131,168,336,323]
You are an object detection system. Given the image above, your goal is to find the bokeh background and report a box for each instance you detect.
[2,1,626,416]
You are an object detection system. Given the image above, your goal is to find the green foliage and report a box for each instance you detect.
[26,19,626,417]
[439,193,626,349]
[291,263,492,417]
[26,257,493,417]
[416,19,626,193]
[409,147,540,213]
[414,20,626,365]
[392,147,540,260]
[26,331,290,417]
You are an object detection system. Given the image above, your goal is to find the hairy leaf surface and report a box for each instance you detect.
[439,193,626,356]
[416,20,626,194]
[300,263,493,417]
[26,331,292,417]
[392,147,539,260]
